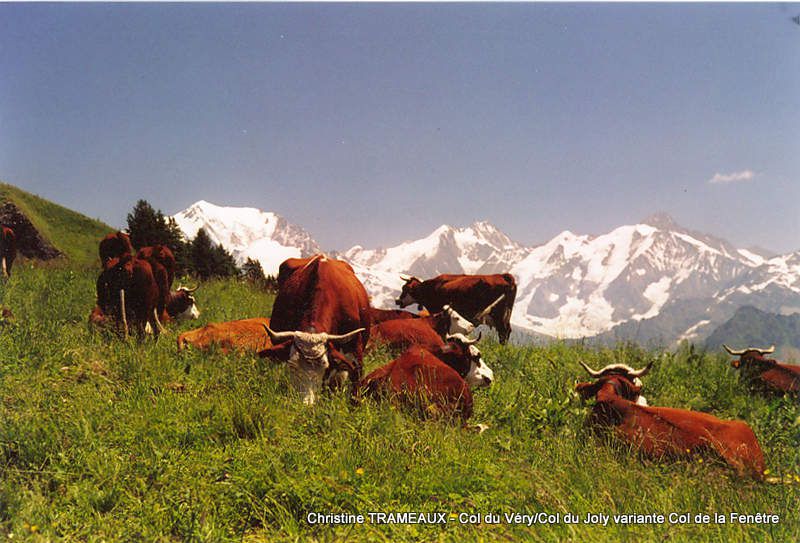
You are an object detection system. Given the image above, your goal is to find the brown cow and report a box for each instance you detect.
[576,362,766,480]
[95,255,162,338]
[369,307,475,352]
[367,307,421,324]
[396,273,517,343]
[357,334,494,422]
[723,345,800,394]
[137,245,177,289]
[260,255,371,404]
[0,226,16,278]
[99,232,133,268]
[178,317,271,353]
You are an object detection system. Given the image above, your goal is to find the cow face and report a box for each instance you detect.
[443,305,475,335]
[440,333,494,388]
[723,345,776,375]
[170,286,200,321]
[264,325,365,405]
[577,361,652,406]
[396,276,422,308]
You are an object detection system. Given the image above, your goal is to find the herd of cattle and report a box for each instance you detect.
[2,226,797,482]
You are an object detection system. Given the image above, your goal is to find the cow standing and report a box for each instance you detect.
[576,362,766,479]
[723,345,800,394]
[99,231,133,268]
[0,226,16,278]
[396,273,517,344]
[96,255,161,338]
[261,255,371,404]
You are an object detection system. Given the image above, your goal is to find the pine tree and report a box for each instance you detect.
[189,228,238,280]
[126,199,190,276]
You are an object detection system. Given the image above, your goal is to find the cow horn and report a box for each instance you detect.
[399,274,413,282]
[723,344,747,356]
[756,345,776,355]
[579,361,603,378]
[324,327,366,344]
[476,294,505,320]
[262,324,296,342]
[628,361,653,378]
[446,331,481,345]
[183,285,199,293]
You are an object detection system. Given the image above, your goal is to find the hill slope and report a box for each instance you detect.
[0,182,112,266]
[705,305,800,359]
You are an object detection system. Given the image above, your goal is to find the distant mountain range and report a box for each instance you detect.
[172,202,800,345]
[705,306,800,360]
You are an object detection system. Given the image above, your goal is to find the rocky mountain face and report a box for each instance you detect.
[171,202,800,345]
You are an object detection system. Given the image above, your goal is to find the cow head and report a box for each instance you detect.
[723,344,777,375]
[575,361,653,406]
[442,305,475,335]
[263,325,365,405]
[168,286,200,321]
[437,332,494,388]
[396,275,422,308]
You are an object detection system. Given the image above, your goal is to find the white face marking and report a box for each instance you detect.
[465,346,494,388]
[397,291,416,308]
[445,306,475,335]
[635,395,649,407]
[175,302,200,321]
[286,337,330,405]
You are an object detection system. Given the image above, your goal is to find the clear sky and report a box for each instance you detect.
[1,3,798,253]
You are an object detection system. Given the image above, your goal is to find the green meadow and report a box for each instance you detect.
[0,264,797,542]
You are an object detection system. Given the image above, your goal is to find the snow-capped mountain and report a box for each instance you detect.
[343,221,529,309]
[170,201,800,345]
[172,201,320,275]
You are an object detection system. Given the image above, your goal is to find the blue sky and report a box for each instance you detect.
[1,3,798,252]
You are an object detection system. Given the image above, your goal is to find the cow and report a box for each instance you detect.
[95,255,162,338]
[367,307,421,324]
[723,345,800,394]
[396,273,517,343]
[137,245,177,289]
[178,317,271,353]
[576,362,766,480]
[368,306,476,352]
[99,232,133,268]
[260,255,371,404]
[357,334,494,423]
[0,226,16,278]
[164,285,200,322]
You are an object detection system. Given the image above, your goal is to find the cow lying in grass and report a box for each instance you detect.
[356,333,493,424]
[368,306,475,352]
[576,361,766,480]
[723,345,800,394]
[178,317,272,353]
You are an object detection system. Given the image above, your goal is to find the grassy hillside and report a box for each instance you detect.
[0,268,798,542]
[0,182,112,267]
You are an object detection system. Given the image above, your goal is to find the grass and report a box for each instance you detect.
[0,264,798,542]
[0,182,112,267]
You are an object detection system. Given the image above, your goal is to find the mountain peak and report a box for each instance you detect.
[641,212,681,230]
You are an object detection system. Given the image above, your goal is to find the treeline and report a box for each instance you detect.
[125,200,277,290]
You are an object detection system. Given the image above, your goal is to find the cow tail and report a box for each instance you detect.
[1,256,6,278]
[119,289,129,339]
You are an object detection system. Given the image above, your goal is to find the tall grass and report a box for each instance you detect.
[0,266,797,541]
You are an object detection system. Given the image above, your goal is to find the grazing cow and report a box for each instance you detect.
[0,226,16,278]
[357,334,494,422]
[576,362,766,479]
[723,345,800,394]
[367,307,421,324]
[396,273,517,343]
[178,317,271,353]
[369,306,476,352]
[260,255,371,404]
[95,255,161,338]
[99,232,133,268]
[164,286,200,322]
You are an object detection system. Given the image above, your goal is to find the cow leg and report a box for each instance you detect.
[153,308,167,335]
[119,289,129,339]
[1,256,6,278]
[495,308,511,344]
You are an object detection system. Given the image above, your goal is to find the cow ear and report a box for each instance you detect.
[258,341,292,362]
[575,381,601,400]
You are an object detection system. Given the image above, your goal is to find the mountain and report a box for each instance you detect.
[0,182,112,266]
[172,201,321,276]
[343,221,529,309]
[169,201,800,346]
[704,306,800,360]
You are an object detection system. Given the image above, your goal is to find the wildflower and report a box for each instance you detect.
[763,469,771,475]
[355,468,365,476]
